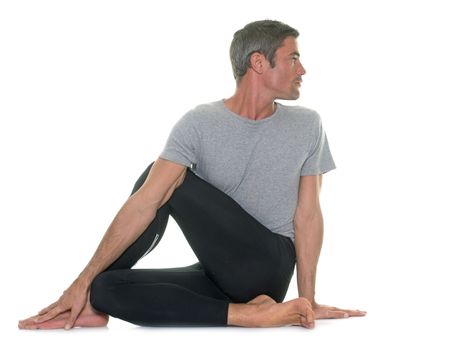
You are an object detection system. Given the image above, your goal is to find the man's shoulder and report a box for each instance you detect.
[186,100,221,116]
[280,103,320,118]
[279,104,321,127]
[180,100,222,123]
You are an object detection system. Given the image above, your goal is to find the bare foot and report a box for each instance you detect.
[18,299,109,330]
[228,296,314,328]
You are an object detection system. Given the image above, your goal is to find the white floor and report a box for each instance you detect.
[5,215,454,350]
[5,303,453,350]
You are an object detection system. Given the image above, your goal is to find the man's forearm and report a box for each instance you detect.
[294,211,324,304]
[76,190,159,287]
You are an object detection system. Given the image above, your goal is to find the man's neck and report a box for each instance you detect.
[224,85,276,121]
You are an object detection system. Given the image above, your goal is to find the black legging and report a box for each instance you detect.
[90,162,296,327]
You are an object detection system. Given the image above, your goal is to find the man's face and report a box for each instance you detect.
[262,36,306,100]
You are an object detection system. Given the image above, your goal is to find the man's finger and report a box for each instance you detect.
[315,309,348,319]
[329,310,349,319]
[19,314,39,323]
[330,307,367,317]
[18,314,40,327]
[38,302,58,315]
[346,309,367,317]
[328,310,366,318]
[34,307,63,323]
[65,306,83,330]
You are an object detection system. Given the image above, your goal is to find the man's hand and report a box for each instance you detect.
[313,302,367,319]
[18,277,89,330]
[19,159,187,330]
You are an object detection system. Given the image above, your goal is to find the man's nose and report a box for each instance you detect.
[297,62,306,76]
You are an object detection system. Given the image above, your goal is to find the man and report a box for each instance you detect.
[19,20,366,330]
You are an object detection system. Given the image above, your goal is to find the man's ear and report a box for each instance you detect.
[249,52,268,74]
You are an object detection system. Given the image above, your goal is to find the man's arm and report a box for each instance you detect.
[293,174,323,304]
[78,158,187,284]
[26,158,188,328]
[293,174,367,320]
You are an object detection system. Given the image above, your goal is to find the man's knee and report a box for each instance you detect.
[175,167,187,189]
[133,161,186,196]
[131,162,155,195]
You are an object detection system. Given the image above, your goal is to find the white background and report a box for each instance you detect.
[1,0,454,349]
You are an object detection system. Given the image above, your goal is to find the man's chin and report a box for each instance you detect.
[276,92,300,101]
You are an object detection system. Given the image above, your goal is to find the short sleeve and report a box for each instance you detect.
[300,114,336,176]
[159,112,199,169]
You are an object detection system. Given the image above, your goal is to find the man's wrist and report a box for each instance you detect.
[298,290,315,305]
[77,269,96,289]
[303,296,317,307]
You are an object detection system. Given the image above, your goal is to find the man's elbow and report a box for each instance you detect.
[293,207,323,232]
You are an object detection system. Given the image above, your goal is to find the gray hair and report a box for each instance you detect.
[229,20,299,83]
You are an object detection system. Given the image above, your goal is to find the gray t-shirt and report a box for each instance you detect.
[160,100,336,241]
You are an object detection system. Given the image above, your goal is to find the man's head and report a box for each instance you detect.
[230,20,300,83]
